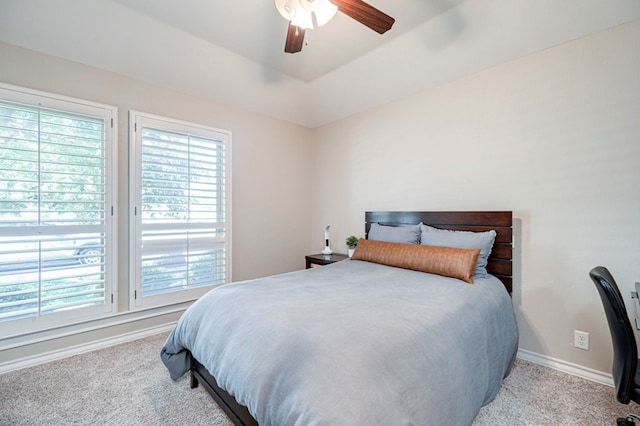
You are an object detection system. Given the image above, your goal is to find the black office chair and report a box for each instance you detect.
[590,266,640,425]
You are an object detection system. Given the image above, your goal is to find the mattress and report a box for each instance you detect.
[161,259,518,425]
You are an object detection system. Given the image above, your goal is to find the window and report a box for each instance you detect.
[129,111,231,309]
[0,83,117,337]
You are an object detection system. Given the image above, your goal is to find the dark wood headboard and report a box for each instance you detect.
[365,211,513,293]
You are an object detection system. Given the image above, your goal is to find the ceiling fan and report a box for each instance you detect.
[274,0,395,53]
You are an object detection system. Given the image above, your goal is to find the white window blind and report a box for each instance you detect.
[129,112,231,308]
[0,84,116,335]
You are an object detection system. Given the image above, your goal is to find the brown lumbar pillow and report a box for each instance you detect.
[351,238,480,283]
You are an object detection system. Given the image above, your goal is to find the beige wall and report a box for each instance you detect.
[0,42,312,364]
[310,20,640,374]
[1,19,639,378]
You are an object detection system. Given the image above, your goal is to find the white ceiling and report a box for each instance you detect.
[1,0,639,128]
[110,0,467,83]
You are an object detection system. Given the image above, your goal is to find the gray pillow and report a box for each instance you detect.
[420,223,496,278]
[368,223,421,244]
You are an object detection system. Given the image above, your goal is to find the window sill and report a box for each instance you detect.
[0,301,193,352]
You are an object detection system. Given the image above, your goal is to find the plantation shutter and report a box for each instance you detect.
[130,112,231,307]
[0,96,114,325]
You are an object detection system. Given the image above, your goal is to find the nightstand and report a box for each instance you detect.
[305,253,349,269]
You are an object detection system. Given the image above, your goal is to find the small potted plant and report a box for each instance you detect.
[346,236,359,258]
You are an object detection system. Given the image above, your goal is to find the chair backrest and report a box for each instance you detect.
[590,266,638,404]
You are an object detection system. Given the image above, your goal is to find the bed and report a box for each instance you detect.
[161,211,518,425]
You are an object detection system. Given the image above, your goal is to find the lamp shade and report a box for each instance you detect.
[291,10,314,29]
[299,0,323,11]
[275,0,299,21]
[276,0,336,30]
[313,1,337,26]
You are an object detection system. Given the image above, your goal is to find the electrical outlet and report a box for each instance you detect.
[574,330,589,350]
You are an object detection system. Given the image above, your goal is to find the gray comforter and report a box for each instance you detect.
[161,259,518,426]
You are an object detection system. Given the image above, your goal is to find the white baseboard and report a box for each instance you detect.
[0,322,176,375]
[517,348,614,387]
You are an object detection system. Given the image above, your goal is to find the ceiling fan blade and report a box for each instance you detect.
[331,0,395,34]
[284,23,306,53]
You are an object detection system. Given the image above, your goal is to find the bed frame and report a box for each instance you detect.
[189,211,513,426]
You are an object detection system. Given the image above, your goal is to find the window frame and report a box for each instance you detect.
[128,110,232,310]
[0,83,118,339]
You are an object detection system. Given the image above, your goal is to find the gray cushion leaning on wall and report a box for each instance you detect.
[368,223,421,244]
[419,223,497,278]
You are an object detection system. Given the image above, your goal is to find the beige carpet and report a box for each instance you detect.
[0,332,634,425]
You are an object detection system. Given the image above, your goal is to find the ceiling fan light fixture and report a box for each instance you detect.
[313,1,338,27]
[279,0,395,54]
[291,10,314,29]
[275,0,298,22]
[278,0,339,30]
[299,0,321,11]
